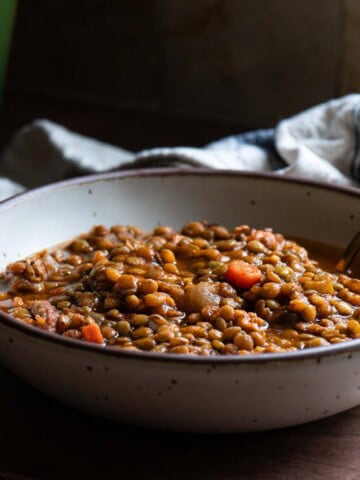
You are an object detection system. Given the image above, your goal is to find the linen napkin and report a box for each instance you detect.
[1,94,359,201]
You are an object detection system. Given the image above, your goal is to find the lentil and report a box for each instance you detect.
[0,221,359,356]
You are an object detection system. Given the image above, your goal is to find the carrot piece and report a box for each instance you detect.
[224,260,262,289]
[82,323,104,344]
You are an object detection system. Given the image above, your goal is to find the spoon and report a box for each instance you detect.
[336,231,360,277]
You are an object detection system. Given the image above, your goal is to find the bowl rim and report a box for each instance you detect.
[1,167,360,366]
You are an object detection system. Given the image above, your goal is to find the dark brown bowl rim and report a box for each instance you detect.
[1,167,360,366]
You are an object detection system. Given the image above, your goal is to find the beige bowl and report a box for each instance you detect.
[0,169,359,432]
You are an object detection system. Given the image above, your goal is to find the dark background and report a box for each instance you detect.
[0,0,351,152]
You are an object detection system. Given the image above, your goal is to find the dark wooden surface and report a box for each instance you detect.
[1,94,360,480]
[1,361,360,480]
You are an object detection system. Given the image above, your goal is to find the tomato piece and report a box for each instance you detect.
[224,260,262,289]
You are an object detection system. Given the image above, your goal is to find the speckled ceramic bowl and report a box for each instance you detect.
[0,169,359,433]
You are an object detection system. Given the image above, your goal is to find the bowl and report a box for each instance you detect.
[0,169,359,433]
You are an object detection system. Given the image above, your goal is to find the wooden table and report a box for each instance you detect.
[1,361,360,480]
[1,93,360,480]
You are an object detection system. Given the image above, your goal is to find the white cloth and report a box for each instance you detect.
[276,95,360,185]
[1,95,359,201]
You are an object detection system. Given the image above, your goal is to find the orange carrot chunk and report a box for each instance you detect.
[224,260,262,289]
[82,323,104,344]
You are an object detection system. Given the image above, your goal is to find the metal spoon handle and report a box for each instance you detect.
[337,231,360,273]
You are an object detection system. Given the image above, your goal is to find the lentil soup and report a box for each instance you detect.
[1,221,359,356]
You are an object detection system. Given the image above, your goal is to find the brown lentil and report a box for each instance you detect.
[131,327,153,339]
[169,345,190,354]
[234,332,254,350]
[133,337,156,350]
[115,320,131,336]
